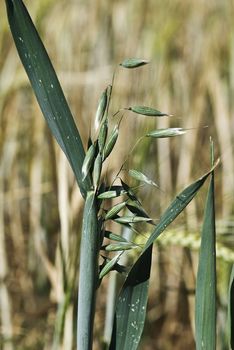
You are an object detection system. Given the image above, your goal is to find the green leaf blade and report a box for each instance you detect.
[5,0,91,197]
[109,166,216,350]
[228,264,234,349]
[195,173,216,350]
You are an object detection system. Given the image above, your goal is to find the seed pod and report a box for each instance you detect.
[82,143,96,181]
[126,203,155,225]
[126,203,149,219]
[98,189,125,199]
[146,128,187,138]
[99,253,122,279]
[103,125,119,160]
[105,201,126,220]
[92,153,102,189]
[95,87,108,130]
[120,58,149,69]
[120,179,141,205]
[104,242,137,252]
[98,120,108,153]
[129,169,159,188]
[104,231,128,242]
[129,105,171,117]
[97,185,125,199]
[114,216,152,224]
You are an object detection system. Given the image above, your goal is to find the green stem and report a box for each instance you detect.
[77,191,99,350]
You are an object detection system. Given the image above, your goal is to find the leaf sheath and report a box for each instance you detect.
[77,191,99,350]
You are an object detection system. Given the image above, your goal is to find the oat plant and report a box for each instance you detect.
[6,1,230,349]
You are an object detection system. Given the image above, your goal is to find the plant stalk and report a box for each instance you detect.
[77,191,99,350]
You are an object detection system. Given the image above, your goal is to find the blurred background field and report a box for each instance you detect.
[0,0,234,349]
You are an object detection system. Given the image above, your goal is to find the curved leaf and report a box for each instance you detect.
[109,164,218,350]
[5,0,91,197]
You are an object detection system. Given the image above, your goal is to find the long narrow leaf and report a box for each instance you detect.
[5,0,91,197]
[229,264,234,349]
[195,172,216,349]
[110,164,218,350]
[195,148,216,350]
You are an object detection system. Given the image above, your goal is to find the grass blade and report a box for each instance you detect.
[5,0,91,197]
[109,164,218,350]
[195,171,216,350]
[228,264,234,349]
